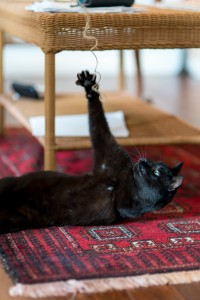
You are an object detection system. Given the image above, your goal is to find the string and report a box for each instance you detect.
[77,0,106,102]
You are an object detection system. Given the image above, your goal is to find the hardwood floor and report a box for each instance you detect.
[121,72,200,129]
[2,73,200,299]
[139,73,200,129]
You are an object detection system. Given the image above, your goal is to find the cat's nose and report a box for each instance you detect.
[139,158,153,165]
[138,158,152,174]
[139,158,148,163]
[139,158,150,166]
[138,159,147,174]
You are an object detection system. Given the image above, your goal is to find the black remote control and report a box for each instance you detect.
[79,0,134,7]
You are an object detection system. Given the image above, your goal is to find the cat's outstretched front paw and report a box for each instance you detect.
[76,70,97,90]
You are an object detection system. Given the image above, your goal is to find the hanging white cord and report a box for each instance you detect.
[77,1,105,101]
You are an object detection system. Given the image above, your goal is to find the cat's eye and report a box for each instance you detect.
[154,169,160,176]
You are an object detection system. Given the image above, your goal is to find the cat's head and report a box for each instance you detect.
[133,158,183,215]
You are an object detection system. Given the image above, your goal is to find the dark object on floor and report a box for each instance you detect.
[79,0,134,7]
[11,83,41,99]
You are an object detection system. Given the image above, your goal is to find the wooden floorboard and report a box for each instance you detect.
[76,284,200,300]
[78,290,134,300]
[174,283,200,300]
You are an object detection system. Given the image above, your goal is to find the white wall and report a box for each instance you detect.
[4,45,186,80]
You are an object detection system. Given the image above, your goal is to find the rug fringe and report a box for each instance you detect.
[9,270,200,298]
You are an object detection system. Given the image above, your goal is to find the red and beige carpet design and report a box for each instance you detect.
[0,128,200,297]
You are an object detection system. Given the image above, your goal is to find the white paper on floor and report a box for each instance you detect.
[29,111,129,137]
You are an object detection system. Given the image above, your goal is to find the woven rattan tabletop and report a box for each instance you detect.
[0,1,200,53]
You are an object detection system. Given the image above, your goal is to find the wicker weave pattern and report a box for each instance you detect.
[0,1,200,53]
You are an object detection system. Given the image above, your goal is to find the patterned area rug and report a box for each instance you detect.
[0,128,200,297]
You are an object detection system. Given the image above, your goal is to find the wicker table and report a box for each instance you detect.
[0,1,200,170]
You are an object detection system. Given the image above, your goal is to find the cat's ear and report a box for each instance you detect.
[171,162,183,176]
[168,175,183,191]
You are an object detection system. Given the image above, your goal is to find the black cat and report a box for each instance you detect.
[0,71,183,234]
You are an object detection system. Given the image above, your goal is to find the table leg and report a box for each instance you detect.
[44,53,56,170]
[0,30,4,134]
[118,50,125,90]
[134,49,143,98]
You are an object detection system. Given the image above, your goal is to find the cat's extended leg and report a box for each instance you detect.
[76,71,122,169]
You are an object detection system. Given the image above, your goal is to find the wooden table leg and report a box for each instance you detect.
[134,49,143,98]
[0,30,4,134]
[44,52,56,170]
[118,50,125,91]
[119,50,143,98]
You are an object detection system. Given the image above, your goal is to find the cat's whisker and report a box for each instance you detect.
[132,147,142,161]
[144,147,148,159]
[137,146,146,159]
[126,149,139,161]
[133,148,158,165]
[136,147,142,159]
[140,147,145,159]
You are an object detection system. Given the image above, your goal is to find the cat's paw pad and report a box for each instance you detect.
[76,70,96,88]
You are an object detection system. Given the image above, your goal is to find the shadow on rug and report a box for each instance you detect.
[0,128,200,298]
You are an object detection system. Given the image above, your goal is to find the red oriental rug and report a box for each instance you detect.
[0,128,200,298]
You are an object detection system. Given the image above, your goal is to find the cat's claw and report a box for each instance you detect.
[76,70,96,88]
